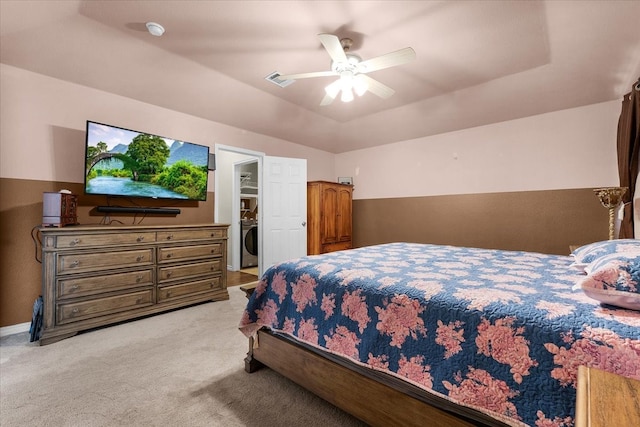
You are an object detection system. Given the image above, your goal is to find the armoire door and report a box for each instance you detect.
[321,185,338,244]
[336,185,353,242]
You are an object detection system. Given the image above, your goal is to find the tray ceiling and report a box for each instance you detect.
[1,0,639,153]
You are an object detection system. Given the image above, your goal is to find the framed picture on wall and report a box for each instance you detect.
[338,177,353,185]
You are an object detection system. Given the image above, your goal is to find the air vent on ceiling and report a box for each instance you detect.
[265,72,295,88]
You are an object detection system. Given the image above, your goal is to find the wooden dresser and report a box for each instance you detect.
[39,224,228,345]
[576,366,640,427]
[307,181,353,255]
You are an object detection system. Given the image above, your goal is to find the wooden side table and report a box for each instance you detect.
[576,366,640,427]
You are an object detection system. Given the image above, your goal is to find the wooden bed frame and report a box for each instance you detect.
[245,329,510,427]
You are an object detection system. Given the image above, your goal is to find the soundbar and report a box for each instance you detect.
[96,206,181,215]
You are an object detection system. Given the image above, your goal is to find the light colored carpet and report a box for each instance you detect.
[0,288,366,426]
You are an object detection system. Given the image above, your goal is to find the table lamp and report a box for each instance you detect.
[593,187,628,240]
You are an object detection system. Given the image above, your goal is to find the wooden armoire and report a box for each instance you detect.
[307,181,353,255]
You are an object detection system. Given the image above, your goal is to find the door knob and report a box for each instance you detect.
[302,221,307,226]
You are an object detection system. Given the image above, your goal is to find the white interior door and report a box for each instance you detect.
[260,156,307,276]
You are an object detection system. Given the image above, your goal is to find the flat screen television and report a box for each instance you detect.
[84,121,209,201]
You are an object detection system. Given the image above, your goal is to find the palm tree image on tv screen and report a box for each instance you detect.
[85,121,209,201]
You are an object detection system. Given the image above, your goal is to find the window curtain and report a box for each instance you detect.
[617,78,640,238]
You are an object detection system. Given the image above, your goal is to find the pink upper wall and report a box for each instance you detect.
[335,100,621,200]
[0,64,336,185]
[1,62,624,204]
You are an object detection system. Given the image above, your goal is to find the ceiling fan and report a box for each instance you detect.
[277,33,416,106]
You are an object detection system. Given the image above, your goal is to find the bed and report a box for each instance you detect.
[239,242,640,427]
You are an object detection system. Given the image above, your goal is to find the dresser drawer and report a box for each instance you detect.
[55,232,156,248]
[157,228,226,243]
[57,289,154,324]
[158,259,223,282]
[57,269,154,299]
[158,243,223,263]
[57,248,154,274]
[157,276,222,302]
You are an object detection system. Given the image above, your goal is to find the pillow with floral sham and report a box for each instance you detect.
[574,251,640,311]
[571,239,640,271]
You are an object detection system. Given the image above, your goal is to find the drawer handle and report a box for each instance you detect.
[166,253,172,259]
[70,285,79,291]
[166,291,172,297]
[166,271,172,278]
[136,298,143,304]
[70,238,80,246]
[137,236,145,242]
[166,234,174,240]
[136,255,144,262]
[69,260,80,268]
[72,308,79,314]
[136,275,143,283]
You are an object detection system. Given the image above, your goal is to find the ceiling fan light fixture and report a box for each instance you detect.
[353,75,368,97]
[341,87,354,103]
[146,22,165,37]
[325,80,341,98]
[280,33,415,106]
[339,72,354,90]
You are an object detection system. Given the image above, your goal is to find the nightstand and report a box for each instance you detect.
[576,366,640,427]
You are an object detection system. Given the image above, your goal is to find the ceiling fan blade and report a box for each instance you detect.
[318,33,348,63]
[357,47,416,73]
[277,70,337,80]
[320,79,341,106]
[359,75,395,99]
[320,93,336,106]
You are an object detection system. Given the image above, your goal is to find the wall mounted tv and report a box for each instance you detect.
[84,121,209,201]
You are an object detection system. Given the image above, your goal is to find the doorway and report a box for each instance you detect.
[238,160,259,269]
[213,145,263,274]
[214,145,308,279]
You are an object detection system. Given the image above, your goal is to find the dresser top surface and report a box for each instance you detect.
[40,223,230,234]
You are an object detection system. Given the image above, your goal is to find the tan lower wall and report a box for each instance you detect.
[0,177,215,328]
[352,188,609,255]
[1,181,609,328]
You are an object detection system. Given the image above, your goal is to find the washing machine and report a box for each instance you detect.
[241,220,258,268]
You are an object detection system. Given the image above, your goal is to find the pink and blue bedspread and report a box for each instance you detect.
[239,243,640,427]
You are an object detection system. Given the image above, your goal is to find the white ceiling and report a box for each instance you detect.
[1,0,639,154]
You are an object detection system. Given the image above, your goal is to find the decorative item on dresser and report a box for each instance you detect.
[307,181,353,255]
[42,192,78,227]
[38,224,228,345]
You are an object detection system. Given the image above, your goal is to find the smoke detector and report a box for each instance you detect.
[146,22,165,37]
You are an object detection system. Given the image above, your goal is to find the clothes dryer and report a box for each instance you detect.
[241,221,258,268]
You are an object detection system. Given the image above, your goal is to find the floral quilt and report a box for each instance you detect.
[239,243,640,427]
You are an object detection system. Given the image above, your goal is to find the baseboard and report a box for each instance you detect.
[0,321,30,338]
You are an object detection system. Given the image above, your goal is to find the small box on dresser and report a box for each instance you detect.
[39,223,228,345]
[42,192,78,227]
